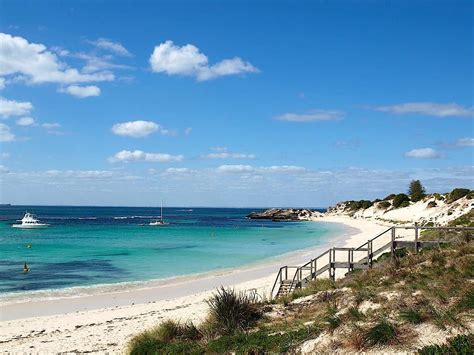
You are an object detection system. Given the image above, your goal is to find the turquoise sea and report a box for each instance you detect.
[0,206,341,297]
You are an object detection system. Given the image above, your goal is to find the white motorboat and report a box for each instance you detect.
[12,212,49,228]
[149,201,169,226]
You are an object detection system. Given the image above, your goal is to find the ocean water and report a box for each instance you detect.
[0,206,340,297]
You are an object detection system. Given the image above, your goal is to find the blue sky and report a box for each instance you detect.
[0,0,472,207]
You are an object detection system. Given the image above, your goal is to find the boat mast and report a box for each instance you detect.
[161,199,163,222]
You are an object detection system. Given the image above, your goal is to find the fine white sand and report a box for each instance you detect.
[0,216,402,354]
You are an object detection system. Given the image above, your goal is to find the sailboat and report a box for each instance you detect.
[149,201,169,226]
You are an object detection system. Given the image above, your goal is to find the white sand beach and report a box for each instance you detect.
[0,216,401,354]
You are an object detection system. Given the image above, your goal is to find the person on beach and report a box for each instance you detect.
[23,263,30,273]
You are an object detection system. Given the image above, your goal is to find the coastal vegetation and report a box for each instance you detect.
[127,224,474,354]
[328,184,473,222]
[408,180,426,202]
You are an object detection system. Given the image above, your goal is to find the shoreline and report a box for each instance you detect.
[0,216,387,353]
[0,221,354,317]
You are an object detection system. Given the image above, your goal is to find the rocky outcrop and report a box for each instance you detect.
[247,208,323,221]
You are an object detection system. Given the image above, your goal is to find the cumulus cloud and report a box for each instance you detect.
[0,97,33,117]
[405,148,442,159]
[0,123,15,142]
[109,150,184,163]
[61,85,101,98]
[149,40,259,81]
[456,138,474,147]
[111,120,173,138]
[88,38,132,57]
[16,116,35,126]
[274,110,344,122]
[0,33,114,85]
[373,102,474,118]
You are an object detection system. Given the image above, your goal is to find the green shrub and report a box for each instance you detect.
[363,319,398,347]
[417,333,474,354]
[323,302,341,332]
[347,306,365,322]
[448,188,471,203]
[206,287,262,336]
[347,200,374,211]
[393,194,410,208]
[378,201,391,209]
[399,200,410,208]
[427,201,437,208]
[384,194,396,201]
[449,210,474,227]
[127,320,202,354]
[206,326,321,354]
[399,308,423,324]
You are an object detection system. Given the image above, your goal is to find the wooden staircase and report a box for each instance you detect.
[271,225,473,299]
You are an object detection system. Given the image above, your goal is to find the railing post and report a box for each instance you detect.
[328,249,332,279]
[368,240,372,268]
[314,258,317,279]
[347,249,351,273]
[285,266,288,281]
[331,248,336,281]
[414,223,419,254]
[391,227,396,259]
[350,248,354,272]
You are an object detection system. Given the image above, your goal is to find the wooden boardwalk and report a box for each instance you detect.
[271,225,473,299]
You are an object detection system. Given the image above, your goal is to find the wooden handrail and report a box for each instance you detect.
[368,227,393,242]
[271,225,472,299]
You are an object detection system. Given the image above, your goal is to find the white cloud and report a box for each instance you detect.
[260,165,306,173]
[68,52,132,74]
[0,33,114,85]
[111,120,170,138]
[45,170,115,179]
[217,165,254,173]
[149,40,259,81]
[201,147,255,159]
[42,122,61,129]
[0,97,33,117]
[217,165,306,173]
[456,138,474,147]
[185,127,192,135]
[405,148,442,159]
[0,78,5,89]
[373,102,474,118]
[16,116,35,126]
[165,167,194,174]
[88,38,132,57]
[0,123,15,142]
[109,150,184,163]
[61,85,101,98]
[204,152,256,159]
[275,110,344,122]
[0,165,9,173]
